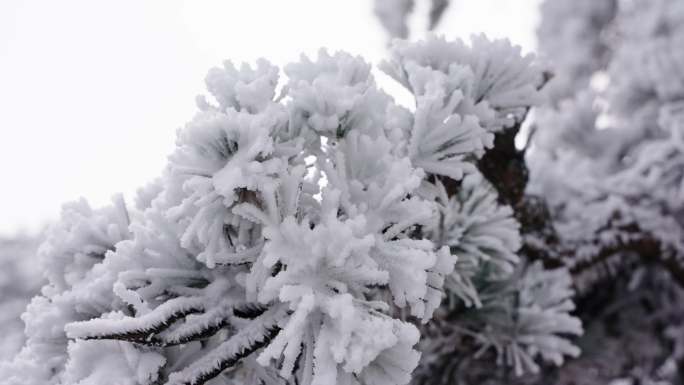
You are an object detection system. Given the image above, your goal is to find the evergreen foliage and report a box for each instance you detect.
[0,35,582,385]
[3,1,684,384]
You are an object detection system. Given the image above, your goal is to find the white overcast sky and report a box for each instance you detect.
[0,0,541,235]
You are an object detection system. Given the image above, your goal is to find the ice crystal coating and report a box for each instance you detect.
[2,35,576,385]
[382,35,544,132]
[468,262,582,376]
[0,197,133,385]
[425,173,521,307]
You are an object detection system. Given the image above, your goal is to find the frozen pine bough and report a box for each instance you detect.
[1,35,582,385]
[0,197,135,384]
[533,0,684,296]
[528,0,684,383]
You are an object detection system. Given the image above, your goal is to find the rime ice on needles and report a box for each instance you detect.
[169,58,292,268]
[285,49,391,141]
[2,35,561,385]
[427,173,521,306]
[472,262,582,376]
[403,64,492,180]
[63,340,165,385]
[0,197,133,385]
[381,34,544,132]
[41,195,131,294]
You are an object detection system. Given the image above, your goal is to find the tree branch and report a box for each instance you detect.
[468,114,684,294]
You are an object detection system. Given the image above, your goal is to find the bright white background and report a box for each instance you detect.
[0,0,540,235]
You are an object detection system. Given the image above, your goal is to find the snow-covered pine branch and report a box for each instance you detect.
[1,35,581,385]
[525,0,684,380]
[531,0,684,291]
